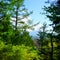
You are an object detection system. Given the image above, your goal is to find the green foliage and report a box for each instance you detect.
[37,22,47,47]
[0,0,34,47]
[44,5,60,34]
[36,23,51,60]
[2,0,60,60]
[44,4,60,60]
[20,31,34,46]
[0,41,39,60]
[10,30,34,47]
[0,0,14,43]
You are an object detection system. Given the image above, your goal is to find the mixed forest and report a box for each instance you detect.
[0,0,60,60]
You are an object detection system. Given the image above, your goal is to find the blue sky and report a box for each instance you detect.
[24,0,51,24]
[24,0,54,37]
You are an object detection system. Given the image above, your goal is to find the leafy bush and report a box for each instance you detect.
[0,41,40,60]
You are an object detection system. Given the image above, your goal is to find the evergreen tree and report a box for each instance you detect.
[0,0,13,43]
[44,3,60,60]
[9,0,37,46]
[6,0,35,46]
[37,23,47,49]
[37,23,50,60]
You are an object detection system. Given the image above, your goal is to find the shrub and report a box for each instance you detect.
[0,41,40,60]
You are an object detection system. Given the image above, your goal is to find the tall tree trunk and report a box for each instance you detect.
[15,7,18,30]
[50,33,53,60]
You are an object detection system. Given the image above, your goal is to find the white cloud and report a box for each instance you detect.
[26,23,43,32]
[34,23,43,31]
[11,16,52,33]
[11,16,31,26]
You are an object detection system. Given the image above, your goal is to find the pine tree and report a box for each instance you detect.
[37,23,50,60]
[44,4,60,60]
[0,0,13,43]
[6,0,34,46]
